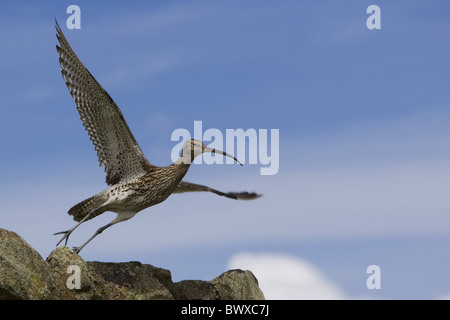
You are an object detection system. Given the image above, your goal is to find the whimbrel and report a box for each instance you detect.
[54,22,260,254]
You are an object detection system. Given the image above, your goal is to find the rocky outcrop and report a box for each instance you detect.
[0,229,264,300]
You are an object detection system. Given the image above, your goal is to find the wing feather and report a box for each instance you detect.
[174,181,261,200]
[55,21,154,185]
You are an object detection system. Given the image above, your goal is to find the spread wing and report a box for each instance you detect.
[55,21,154,185]
[173,181,261,200]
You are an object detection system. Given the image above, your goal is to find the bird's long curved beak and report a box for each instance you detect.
[205,147,243,166]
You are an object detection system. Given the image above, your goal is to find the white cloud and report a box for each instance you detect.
[228,252,347,300]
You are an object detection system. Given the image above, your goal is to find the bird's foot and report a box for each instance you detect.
[72,246,82,254]
[54,230,72,247]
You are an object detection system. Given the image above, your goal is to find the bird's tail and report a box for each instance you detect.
[68,193,107,222]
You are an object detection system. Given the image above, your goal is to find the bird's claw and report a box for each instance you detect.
[72,246,81,254]
[54,230,71,247]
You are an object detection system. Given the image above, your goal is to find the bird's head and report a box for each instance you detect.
[178,139,242,165]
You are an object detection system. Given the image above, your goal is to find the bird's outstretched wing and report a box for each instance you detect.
[173,181,261,200]
[55,21,154,185]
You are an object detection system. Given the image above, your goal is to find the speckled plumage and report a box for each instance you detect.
[54,21,260,254]
[68,164,190,222]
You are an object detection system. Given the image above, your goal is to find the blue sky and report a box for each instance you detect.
[1,0,450,299]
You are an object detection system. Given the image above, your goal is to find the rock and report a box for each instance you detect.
[211,269,265,300]
[0,229,59,299]
[46,246,130,300]
[173,280,220,300]
[0,228,264,300]
[87,261,174,299]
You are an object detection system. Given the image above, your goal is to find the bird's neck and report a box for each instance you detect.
[169,160,191,181]
[173,152,195,166]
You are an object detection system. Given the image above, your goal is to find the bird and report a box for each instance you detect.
[54,21,260,254]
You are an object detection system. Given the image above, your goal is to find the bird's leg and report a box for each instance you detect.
[72,222,113,254]
[72,211,136,254]
[54,208,98,246]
